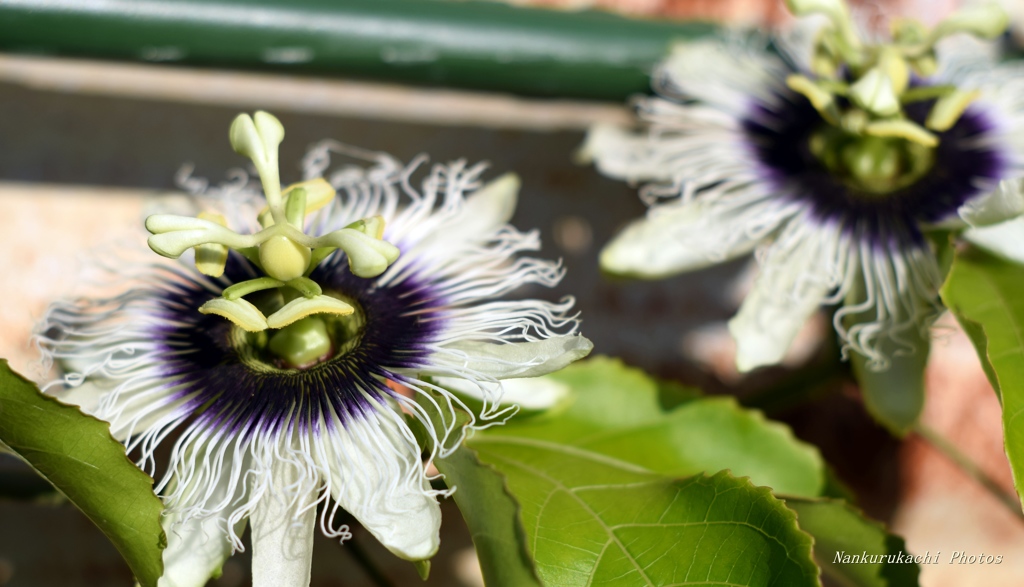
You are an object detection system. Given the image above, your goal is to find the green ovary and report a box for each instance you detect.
[232,291,365,371]
[259,235,312,281]
[268,317,333,369]
[810,127,935,195]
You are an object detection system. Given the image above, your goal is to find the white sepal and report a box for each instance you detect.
[326,411,441,561]
[250,457,317,587]
[439,335,593,379]
[600,200,785,278]
[158,512,242,587]
[729,221,835,372]
[959,179,1024,227]
[435,375,571,411]
[579,124,673,183]
[963,216,1024,264]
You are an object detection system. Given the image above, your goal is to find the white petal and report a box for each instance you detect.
[434,375,571,411]
[600,199,788,278]
[578,124,675,183]
[729,222,836,372]
[51,379,180,443]
[251,458,317,587]
[159,452,248,587]
[963,216,1024,264]
[51,380,108,416]
[457,173,520,238]
[326,411,440,561]
[412,172,520,250]
[439,335,593,379]
[658,40,788,115]
[959,179,1024,227]
[158,511,241,587]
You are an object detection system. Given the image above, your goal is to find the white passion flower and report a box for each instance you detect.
[36,112,592,587]
[581,0,1024,372]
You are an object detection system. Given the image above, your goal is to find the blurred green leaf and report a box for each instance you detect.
[485,356,826,497]
[787,498,920,587]
[0,360,165,586]
[940,246,1024,508]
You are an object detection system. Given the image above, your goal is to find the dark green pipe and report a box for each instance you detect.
[0,0,715,100]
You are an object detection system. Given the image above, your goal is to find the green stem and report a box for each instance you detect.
[913,422,1024,521]
[0,0,715,100]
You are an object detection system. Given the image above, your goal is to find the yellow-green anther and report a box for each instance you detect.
[926,89,980,132]
[284,178,336,215]
[788,0,861,63]
[811,32,841,78]
[268,317,332,369]
[931,3,1009,42]
[198,297,269,332]
[285,187,308,227]
[317,228,401,278]
[891,18,928,45]
[285,276,322,298]
[850,68,901,117]
[222,276,286,301]
[194,211,230,277]
[908,52,938,77]
[878,48,909,95]
[266,295,355,329]
[864,119,939,147]
[785,0,847,21]
[354,215,387,240]
[259,235,312,282]
[787,74,839,124]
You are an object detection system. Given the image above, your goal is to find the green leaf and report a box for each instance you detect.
[787,498,920,587]
[435,445,543,587]
[486,357,826,497]
[471,435,821,587]
[0,360,165,586]
[940,246,1024,507]
[458,358,826,586]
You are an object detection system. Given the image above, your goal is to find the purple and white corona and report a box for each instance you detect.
[37,112,592,587]
[583,0,1024,372]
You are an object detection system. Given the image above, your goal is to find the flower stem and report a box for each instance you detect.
[912,422,1024,521]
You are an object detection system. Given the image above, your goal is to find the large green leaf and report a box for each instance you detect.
[787,498,920,587]
[486,357,826,497]
[453,358,826,586]
[435,444,542,587]
[940,246,1024,507]
[471,438,821,587]
[0,360,165,586]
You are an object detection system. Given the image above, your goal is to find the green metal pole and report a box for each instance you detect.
[0,0,715,100]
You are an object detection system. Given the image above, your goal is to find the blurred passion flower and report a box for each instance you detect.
[582,0,1024,373]
[37,112,591,586]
